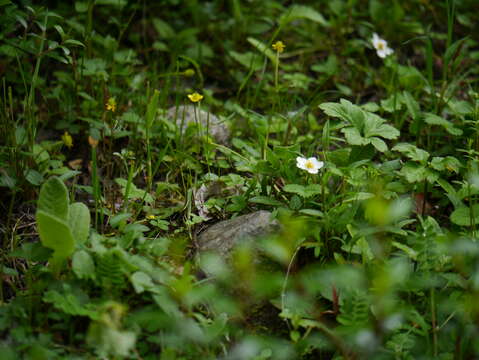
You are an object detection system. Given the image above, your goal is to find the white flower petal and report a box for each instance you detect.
[377,49,387,58]
[296,156,307,170]
[309,158,324,170]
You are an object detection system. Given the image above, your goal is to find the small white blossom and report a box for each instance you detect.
[371,33,394,58]
[296,156,324,174]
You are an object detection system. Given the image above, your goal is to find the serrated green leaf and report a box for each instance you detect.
[319,101,350,120]
[38,176,69,221]
[370,137,387,152]
[399,162,438,183]
[424,113,463,136]
[342,127,367,146]
[131,271,155,294]
[393,143,430,162]
[43,289,99,319]
[69,202,90,245]
[283,184,322,198]
[279,5,329,27]
[36,210,75,261]
[364,118,400,139]
[72,250,95,280]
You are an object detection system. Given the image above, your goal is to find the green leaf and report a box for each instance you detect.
[370,137,387,152]
[402,91,421,121]
[43,289,99,319]
[130,271,155,294]
[319,101,350,120]
[25,169,44,186]
[36,210,75,261]
[430,156,461,173]
[283,184,322,198]
[424,113,463,136]
[279,5,329,27]
[298,209,324,217]
[393,143,430,162]
[399,162,438,183]
[342,127,367,146]
[64,39,85,47]
[229,50,263,71]
[249,196,284,207]
[38,176,69,221]
[391,241,418,260]
[72,250,95,280]
[247,37,278,67]
[146,89,160,129]
[321,99,398,150]
[69,202,90,245]
[364,117,400,139]
[115,178,154,203]
[450,205,479,226]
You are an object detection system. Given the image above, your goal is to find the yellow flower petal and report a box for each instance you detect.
[61,131,73,148]
[188,92,203,103]
[272,41,286,53]
[105,97,117,112]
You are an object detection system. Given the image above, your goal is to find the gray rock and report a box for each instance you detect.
[197,210,280,258]
[167,105,230,144]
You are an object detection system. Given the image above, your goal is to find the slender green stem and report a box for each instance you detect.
[91,144,100,229]
[123,160,135,211]
[431,287,438,357]
[274,51,279,91]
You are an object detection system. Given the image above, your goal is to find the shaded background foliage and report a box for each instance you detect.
[1,0,479,359]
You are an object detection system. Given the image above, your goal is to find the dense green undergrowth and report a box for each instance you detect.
[1,0,479,358]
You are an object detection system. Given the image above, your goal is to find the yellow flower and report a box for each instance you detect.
[188,92,203,103]
[105,97,117,112]
[146,214,156,220]
[272,41,286,53]
[61,131,73,148]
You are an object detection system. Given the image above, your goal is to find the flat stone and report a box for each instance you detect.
[167,105,230,144]
[197,210,280,258]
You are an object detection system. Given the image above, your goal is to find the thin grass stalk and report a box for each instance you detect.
[26,15,47,157]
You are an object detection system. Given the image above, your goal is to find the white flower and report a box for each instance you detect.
[371,33,394,58]
[296,156,324,174]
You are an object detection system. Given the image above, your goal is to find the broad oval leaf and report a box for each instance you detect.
[69,202,90,245]
[37,210,75,260]
[38,176,69,221]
